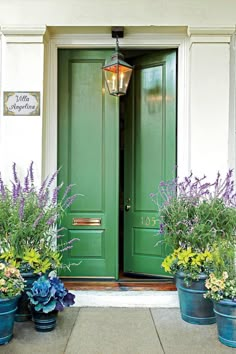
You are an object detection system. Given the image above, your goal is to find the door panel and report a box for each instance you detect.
[124,50,176,276]
[58,49,119,278]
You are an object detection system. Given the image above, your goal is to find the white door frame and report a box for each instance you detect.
[43,29,190,180]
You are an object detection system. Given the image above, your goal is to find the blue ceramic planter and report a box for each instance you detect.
[0,295,19,345]
[214,299,236,348]
[32,310,58,332]
[176,272,216,325]
[15,272,39,322]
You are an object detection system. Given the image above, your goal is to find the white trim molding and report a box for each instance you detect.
[43,28,191,180]
[229,33,236,173]
[188,26,236,176]
[188,26,235,45]
[0,25,47,43]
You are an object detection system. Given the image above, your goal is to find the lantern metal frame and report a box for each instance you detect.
[102,27,133,96]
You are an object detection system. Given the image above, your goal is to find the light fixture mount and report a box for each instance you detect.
[111,27,124,39]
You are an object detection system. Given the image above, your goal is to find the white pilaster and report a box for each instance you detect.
[0,25,47,184]
[188,26,235,179]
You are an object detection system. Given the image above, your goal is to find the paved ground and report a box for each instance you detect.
[1,308,235,354]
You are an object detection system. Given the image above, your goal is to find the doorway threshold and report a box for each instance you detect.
[63,279,176,292]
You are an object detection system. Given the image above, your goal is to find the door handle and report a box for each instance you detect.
[125,198,131,211]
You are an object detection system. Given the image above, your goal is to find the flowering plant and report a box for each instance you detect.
[26,275,75,313]
[204,272,236,302]
[162,248,213,281]
[0,263,25,298]
[151,170,236,280]
[0,162,79,273]
[204,241,236,301]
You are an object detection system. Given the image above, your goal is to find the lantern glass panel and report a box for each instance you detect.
[104,64,132,96]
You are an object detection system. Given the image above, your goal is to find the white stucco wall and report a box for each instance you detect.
[0,30,45,185]
[0,0,235,184]
[0,0,236,26]
[190,41,230,179]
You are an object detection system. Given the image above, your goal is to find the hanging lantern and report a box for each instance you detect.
[103,28,133,96]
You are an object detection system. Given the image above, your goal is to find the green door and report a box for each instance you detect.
[58,49,119,278]
[124,50,176,276]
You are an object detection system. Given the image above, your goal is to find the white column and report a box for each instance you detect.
[188,26,235,180]
[0,25,46,185]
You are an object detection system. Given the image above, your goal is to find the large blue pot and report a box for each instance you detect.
[15,272,39,322]
[0,295,20,345]
[176,272,216,325]
[213,299,236,348]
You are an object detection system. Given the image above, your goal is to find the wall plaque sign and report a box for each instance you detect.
[4,92,40,116]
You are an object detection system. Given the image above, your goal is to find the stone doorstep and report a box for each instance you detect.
[70,290,179,308]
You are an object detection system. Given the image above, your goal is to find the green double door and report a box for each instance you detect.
[58,49,176,279]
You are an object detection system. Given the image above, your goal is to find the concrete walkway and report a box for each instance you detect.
[1,308,235,354]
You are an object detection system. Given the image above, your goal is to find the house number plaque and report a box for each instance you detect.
[4,92,40,116]
[140,216,157,227]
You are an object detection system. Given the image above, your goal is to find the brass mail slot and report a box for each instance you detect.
[72,218,101,226]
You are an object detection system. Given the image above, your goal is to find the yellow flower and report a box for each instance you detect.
[211,286,218,292]
[203,250,212,260]
[222,271,228,280]
[216,280,225,289]
[177,248,195,266]
[205,279,211,289]
[0,263,5,270]
[0,279,6,286]
[191,255,202,267]
[162,255,174,273]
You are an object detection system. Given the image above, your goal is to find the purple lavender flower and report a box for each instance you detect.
[38,189,49,208]
[33,211,44,228]
[67,238,79,245]
[12,182,18,203]
[47,167,61,189]
[38,177,49,200]
[0,174,6,199]
[12,162,18,183]
[63,195,78,209]
[52,182,64,204]
[62,184,75,201]
[23,171,29,192]
[29,161,34,185]
[159,223,164,234]
[46,215,57,226]
[60,245,73,252]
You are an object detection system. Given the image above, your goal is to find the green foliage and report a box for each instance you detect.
[161,198,236,252]
[0,162,79,274]
[151,171,236,281]
[0,248,62,274]
[204,241,236,301]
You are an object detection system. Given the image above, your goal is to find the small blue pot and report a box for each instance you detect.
[0,295,20,345]
[15,272,39,322]
[213,299,236,348]
[176,272,216,325]
[32,310,58,332]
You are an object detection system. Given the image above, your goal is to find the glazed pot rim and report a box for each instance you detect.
[0,294,21,301]
[213,299,236,305]
[176,271,208,280]
[20,271,38,277]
